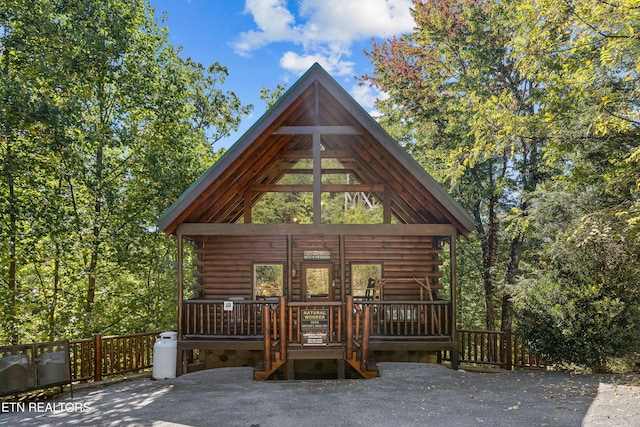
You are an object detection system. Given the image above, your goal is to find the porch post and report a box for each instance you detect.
[287,235,293,300]
[450,233,459,370]
[263,305,272,372]
[361,305,371,372]
[345,296,353,360]
[176,233,184,376]
[339,235,346,302]
[312,131,321,224]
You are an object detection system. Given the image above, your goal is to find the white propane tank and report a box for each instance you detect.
[152,331,177,379]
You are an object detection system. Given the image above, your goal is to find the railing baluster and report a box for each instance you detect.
[453,329,544,369]
[67,332,157,383]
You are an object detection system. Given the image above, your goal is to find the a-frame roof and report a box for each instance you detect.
[159,63,474,236]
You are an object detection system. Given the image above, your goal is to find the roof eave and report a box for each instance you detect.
[159,63,476,237]
[158,65,327,234]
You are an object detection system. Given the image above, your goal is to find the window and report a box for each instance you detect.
[253,264,284,299]
[351,263,382,298]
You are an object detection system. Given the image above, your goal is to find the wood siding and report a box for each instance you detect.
[191,234,442,302]
[194,235,287,300]
[344,235,442,300]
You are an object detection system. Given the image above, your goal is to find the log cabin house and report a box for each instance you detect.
[158,63,475,380]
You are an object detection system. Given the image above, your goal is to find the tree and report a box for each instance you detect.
[260,83,288,110]
[510,0,640,370]
[1,0,75,343]
[513,0,639,236]
[361,0,553,330]
[0,0,252,343]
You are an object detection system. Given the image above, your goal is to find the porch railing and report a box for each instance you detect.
[180,300,545,371]
[346,298,372,373]
[257,297,373,378]
[182,299,454,341]
[182,299,267,337]
[359,300,453,338]
[260,298,286,373]
[454,329,545,369]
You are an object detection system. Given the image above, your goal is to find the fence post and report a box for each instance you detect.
[93,333,102,382]
[502,294,513,370]
[505,329,513,371]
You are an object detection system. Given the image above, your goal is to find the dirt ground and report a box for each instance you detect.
[1,363,639,426]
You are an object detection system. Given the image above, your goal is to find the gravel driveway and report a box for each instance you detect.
[1,363,639,426]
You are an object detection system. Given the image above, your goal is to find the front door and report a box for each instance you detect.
[302,263,333,301]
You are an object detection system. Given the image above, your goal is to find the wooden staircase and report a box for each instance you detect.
[345,355,379,380]
[253,297,379,380]
[253,355,287,381]
[254,348,379,380]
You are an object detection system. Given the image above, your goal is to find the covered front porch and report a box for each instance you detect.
[178,296,458,380]
[173,223,462,379]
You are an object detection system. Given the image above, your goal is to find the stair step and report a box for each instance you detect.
[287,348,344,360]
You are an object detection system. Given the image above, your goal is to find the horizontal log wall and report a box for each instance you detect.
[192,234,442,301]
[344,235,442,300]
[194,235,287,300]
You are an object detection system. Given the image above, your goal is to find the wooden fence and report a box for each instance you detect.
[69,332,159,382]
[451,329,545,370]
[7,327,543,391]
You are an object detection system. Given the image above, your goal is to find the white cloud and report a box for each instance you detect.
[297,0,414,44]
[350,83,389,112]
[233,0,414,73]
[234,0,301,55]
[280,50,355,76]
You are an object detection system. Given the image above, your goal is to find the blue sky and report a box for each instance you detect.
[149,0,415,148]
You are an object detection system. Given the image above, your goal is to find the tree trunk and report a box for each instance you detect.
[86,144,103,325]
[84,70,112,333]
[477,193,500,331]
[48,249,60,341]
[3,21,19,345]
[7,143,19,345]
[502,232,523,331]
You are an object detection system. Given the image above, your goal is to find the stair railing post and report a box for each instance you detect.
[345,296,353,360]
[361,305,371,372]
[262,305,272,372]
[279,296,287,362]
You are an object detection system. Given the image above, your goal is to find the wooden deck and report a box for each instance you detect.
[179,297,458,379]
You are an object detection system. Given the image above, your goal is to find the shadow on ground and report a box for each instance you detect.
[1,363,639,426]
